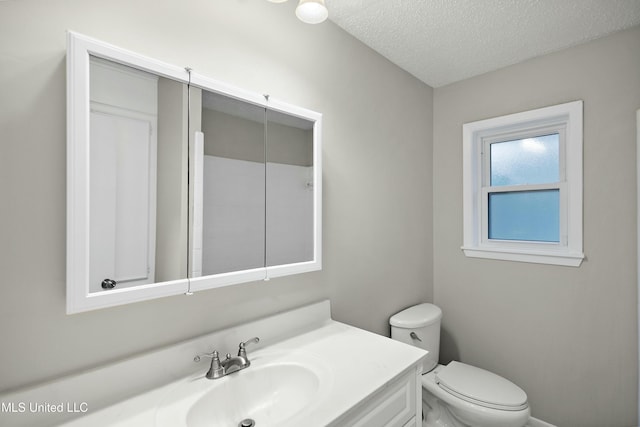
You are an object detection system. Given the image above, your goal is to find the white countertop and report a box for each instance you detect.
[0,301,426,427]
[59,320,426,427]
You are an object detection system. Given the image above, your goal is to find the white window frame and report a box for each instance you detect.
[462,101,584,267]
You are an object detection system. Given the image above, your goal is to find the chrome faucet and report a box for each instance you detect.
[194,337,260,380]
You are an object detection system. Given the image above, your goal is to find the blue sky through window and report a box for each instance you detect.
[488,190,560,242]
[490,134,559,186]
[488,133,560,242]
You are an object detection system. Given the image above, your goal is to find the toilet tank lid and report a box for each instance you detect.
[390,303,442,328]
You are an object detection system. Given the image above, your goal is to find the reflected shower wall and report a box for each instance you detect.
[201,156,313,275]
[191,94,314,276]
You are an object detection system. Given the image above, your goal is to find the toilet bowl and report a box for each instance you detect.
[390,303,530,427]
[422,363,530,427]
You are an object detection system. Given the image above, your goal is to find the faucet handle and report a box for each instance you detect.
[238,337,260,358]
[194,350,217,363]
[241,337,260,347]
[209,351,224,378]
[195,350,225,379]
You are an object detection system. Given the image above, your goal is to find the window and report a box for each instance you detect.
[462,101,584,266]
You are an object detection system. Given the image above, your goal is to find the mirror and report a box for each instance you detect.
[88,56,189,292]
[186,75,322,293]
[261,99,322,281]
[188,91,315,276]
[265,109,315,267]
[67,32,322,313]
[67,32,192,313]
[189,88,267,277]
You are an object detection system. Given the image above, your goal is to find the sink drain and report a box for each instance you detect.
[238,419,255,427]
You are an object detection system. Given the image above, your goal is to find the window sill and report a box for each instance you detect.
[461,246,584,267]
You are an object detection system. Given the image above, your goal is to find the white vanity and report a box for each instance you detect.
[0,301,426,427]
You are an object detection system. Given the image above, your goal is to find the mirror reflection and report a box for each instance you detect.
[88,56,189,292]
[68,32,321,313]
[189,88,266,277]
[188,91,316,278]
[265,109,314,267]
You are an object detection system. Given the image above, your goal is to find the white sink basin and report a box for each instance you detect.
[188,363,318,426]
[156,351,332,427]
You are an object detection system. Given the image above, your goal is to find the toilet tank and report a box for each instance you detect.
[390,303,442,372]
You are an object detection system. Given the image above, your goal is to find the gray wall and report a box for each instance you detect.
[433,27,640,427]
[201,108,265,162]
[0,0,433,392]
[201,108,313,166]
[156,77,189,282]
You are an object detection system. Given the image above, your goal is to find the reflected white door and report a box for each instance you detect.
[89,111,156,292]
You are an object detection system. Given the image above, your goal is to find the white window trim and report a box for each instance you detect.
[462,101,584,267]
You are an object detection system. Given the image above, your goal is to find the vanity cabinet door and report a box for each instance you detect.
[335,368,419,427]
[403,417,418,427]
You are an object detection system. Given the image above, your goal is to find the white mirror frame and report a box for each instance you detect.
[636,108,640,421]
[67,31,191,313]
[67,31,322,313]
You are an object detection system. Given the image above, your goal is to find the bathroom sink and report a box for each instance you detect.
[156,352,331,427]
[188,363,318,426]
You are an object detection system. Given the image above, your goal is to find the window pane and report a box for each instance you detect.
[490,134,559,186]
[488,190,559,242]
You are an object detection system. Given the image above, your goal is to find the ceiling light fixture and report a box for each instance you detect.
[296,0,328,24]
[267,0,328,25]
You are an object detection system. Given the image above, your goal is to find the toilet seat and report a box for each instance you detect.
[435,361,528,411]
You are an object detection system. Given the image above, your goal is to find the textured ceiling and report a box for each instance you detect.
[326,0,640,88]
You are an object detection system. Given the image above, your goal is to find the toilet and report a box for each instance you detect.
[390,303,530,427]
